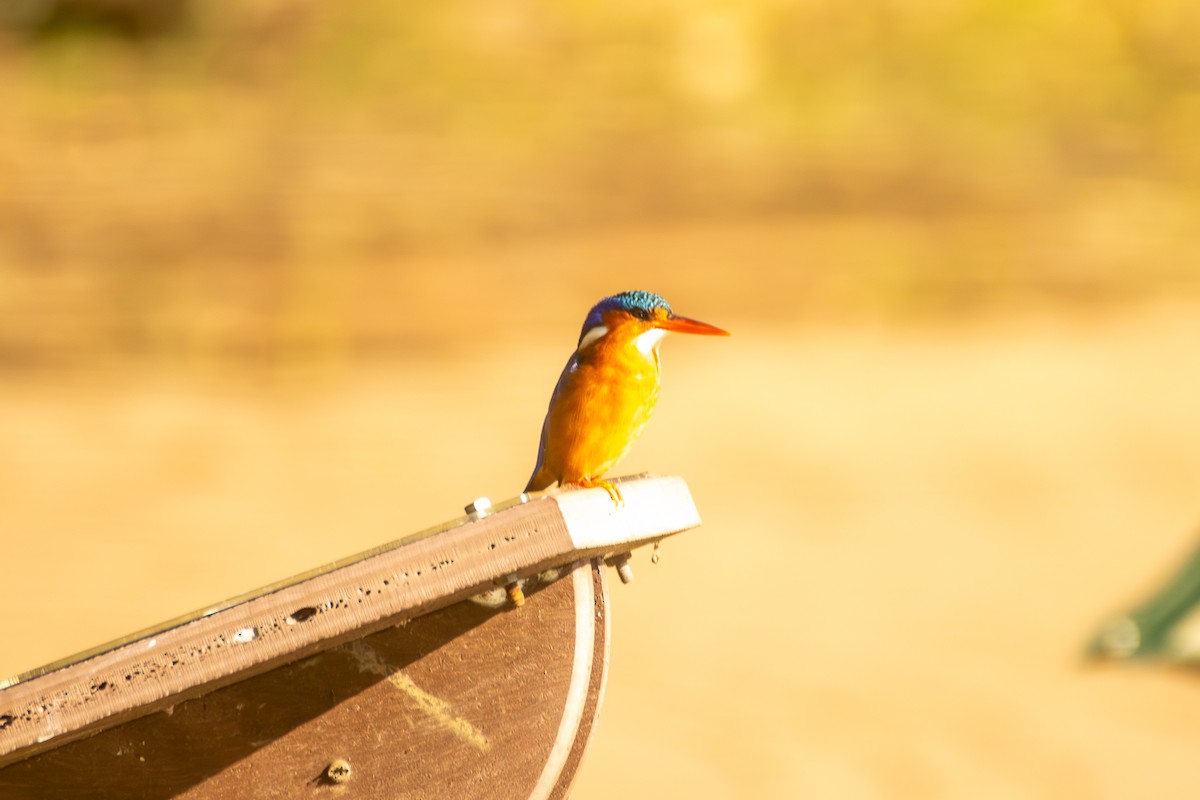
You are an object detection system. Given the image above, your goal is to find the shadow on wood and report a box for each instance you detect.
[0,562,609,799]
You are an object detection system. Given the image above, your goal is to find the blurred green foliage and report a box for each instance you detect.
[1090,535,1200,664]
[1,0,1198,364]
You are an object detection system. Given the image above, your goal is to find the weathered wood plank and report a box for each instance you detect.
[0,474,697,770]
[0,562,610,799]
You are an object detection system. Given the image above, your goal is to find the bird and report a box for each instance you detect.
[524,290,730,506]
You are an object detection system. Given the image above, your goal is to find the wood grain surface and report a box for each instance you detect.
[0,562,610,799]
[0,475,697,771]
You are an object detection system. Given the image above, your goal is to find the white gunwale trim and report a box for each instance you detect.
[528,562,595,800]
[554,475,701,551]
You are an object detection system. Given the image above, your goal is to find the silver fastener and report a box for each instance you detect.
[611,553,634,584]
[465,497,492,520]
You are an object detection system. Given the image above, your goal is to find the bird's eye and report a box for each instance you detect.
[631,307,653,321]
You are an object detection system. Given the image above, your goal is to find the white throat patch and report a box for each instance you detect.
[634,328,667,356]
[577,325,608,351]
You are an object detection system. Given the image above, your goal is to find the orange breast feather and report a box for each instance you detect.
[526,328,661,490]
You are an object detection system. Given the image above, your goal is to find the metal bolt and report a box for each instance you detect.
[324,759,352,784]
[465,497,492,520]
[611,553,634,584]
[505,575,525,607]
[231,626,258,644]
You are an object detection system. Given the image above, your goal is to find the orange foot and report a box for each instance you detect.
[576,476,623,507]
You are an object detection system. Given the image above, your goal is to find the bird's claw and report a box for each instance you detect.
[580,477,623,507]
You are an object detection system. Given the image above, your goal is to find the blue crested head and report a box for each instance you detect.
[579,291,671,342]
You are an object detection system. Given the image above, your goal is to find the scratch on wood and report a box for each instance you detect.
[343,642,491,753]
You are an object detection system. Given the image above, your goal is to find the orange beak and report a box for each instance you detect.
[656,314,730,336]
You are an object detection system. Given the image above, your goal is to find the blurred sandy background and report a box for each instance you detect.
[3,1,1200,796]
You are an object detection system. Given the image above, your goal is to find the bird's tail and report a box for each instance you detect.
[524,465,556,493]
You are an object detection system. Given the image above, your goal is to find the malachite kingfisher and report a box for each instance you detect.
[524,290,730,505]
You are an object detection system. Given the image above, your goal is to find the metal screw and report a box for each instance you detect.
[505,575,525,607]
[465,497,492,520]
[231,626,258,644]
[611,553,634,584]
[324,759,352,784]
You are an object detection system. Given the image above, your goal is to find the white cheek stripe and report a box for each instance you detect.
[634,328,667,355]
[578,325,608,350]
